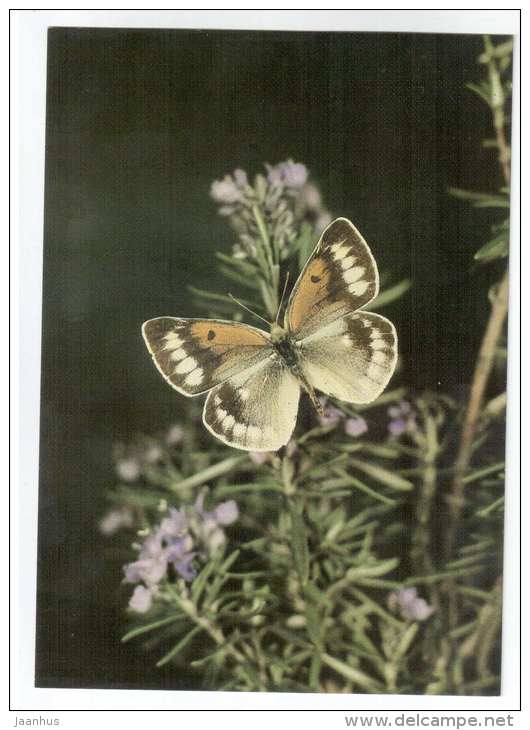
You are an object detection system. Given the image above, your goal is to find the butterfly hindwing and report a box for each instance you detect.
[286,217,379,340]
[142,317,273,396]
[203,357,300,451]
[298,312,397,404]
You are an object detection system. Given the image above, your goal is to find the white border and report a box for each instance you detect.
[4,8,522,35]
[10,7,521,719]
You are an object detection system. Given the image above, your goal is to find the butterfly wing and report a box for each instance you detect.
[203,356,300,451]
[285,217,379,340]
[285,217,396,403]
[298,311,397,403]
[142,317,273,396]
[143,317,300,451]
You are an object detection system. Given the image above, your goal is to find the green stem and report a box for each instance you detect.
[411,406,439,577]
[252,204,279,315]
[483,35,511,185]
[169,587,247,664]
[169,455,246,493]
[461,461,504,485]
[321,653,382,693]
[446,35,511,570]
[446,268,508,557]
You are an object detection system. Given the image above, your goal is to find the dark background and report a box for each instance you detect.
[37,27,508,689]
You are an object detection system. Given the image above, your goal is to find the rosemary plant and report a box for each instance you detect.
[101,37,510,695]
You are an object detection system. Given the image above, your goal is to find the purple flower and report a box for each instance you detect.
[124,519,197,586]
[249,451,272,465]
[124,531,168,586]
[124,494,240,612]
[266,159,308,189]
[194,507,224,551]
[344,416,368,437]
[388,401,412,419]
[388,400,417,437]
[116,457,141,482]
[164,534,197,580]
[144,445,163,464]
[233,168,248,187]
[99,507,134,536]
[388,419,408,436]
[210,168,249,207]
[388,587,434,622]
[172,552,197,581]
[114,439,164,481]
[159,508,188,539]
[210,175,243,205]
[297,183,322,211]
[193,493,239,554]
[265,164,284,187]
[129,585,153,613]
[280,161,308,188]
[214,500,239,526]
[318,397,344,427]
[205,527,226,553]
[411,598,436,621]
[124,555,167,586]
[165,423,184,446]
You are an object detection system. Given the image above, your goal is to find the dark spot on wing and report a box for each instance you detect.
[207,330,216,340]
[311,275,321,283]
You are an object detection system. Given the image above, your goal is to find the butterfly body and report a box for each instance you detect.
[269,323,324,416]
[269,323,298,364]
[143,218,398,452]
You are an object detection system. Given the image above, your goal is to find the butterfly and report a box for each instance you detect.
[142,217,397,452]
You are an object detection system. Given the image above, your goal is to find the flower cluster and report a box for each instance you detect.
[265,159,308,189]
[388,400,417,437]
[318,397,368,437]
[124,493,239,613]
[113,423,184,483]
[209,160,332,263]
[210,168,250,214]
[388,587,434,622]
[266,160,333,234]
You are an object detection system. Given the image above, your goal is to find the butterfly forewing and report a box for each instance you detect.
[286,217,379,340]
[298,312,397,403]
[203,357,300,451]
[142,317,273,396]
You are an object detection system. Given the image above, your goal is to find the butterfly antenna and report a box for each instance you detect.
[228,293,271,328]
[275,272,291,324]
